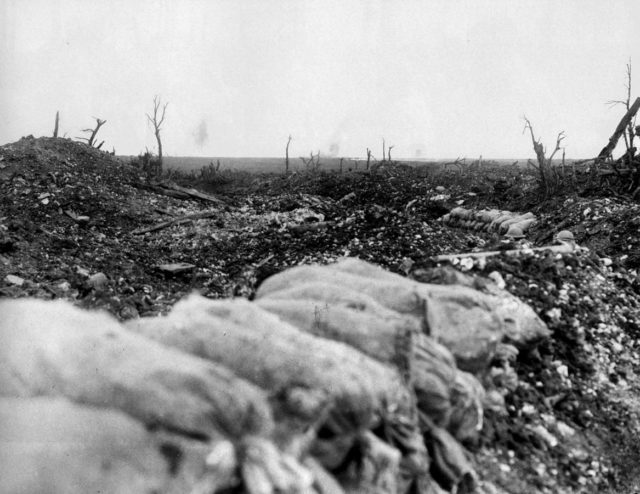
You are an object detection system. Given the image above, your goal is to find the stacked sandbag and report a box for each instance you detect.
[440,207,536,236]
[125,294,427,493]
[0,298,314,494]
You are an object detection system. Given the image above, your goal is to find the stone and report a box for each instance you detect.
[157,262,196,274]
[4,274,25,286]
[87,272,108,289]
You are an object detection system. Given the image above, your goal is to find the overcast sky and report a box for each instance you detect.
[1,0,639,159]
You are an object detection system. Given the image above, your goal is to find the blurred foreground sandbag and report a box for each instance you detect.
[0,397,212,494]
[256,258,548,371]
[0,298,273,441]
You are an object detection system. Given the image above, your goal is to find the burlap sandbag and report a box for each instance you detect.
[0,298,273,441]
[0,396,213,494]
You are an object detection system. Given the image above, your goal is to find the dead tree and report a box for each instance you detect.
[444,157,466,173]
[299,151,321,172]
[339,157,344,174]
[146,95,168,175]
[606,61,638,161]
[366,148,372,170]
[53,111,59,138]
[381,139,386,163]
[285,135,292,174]
[78,117,106,147]
[523,116,565,195]
[387,145,395,162]
[596,97,640,165]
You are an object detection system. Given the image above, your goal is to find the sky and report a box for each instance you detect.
[1,0,639,160]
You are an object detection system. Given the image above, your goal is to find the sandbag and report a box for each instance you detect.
[0,298,273,441]
[256,264,427,319]
[255,295,422,368]
[0,396,213,494]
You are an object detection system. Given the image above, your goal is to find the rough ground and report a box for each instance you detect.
[1,136,640,493]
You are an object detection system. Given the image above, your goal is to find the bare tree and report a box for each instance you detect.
[77,117,106,147]
[523,116,565,195]
[53,111,60,138]
[381,138,386,163]
[146,95,168,175]
[600,61,640,178]
[366,148,372,170]
[607,61,637,157]
[285,135,293,174]
[387,145,395,162]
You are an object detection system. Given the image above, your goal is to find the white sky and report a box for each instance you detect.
[1,0,639,159]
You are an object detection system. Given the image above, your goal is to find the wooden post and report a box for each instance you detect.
[285,135,292,174]
[53,111,59,138]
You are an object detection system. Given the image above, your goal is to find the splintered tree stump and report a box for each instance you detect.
[596,96,640,163]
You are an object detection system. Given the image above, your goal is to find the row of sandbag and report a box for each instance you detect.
[440,207,536,235]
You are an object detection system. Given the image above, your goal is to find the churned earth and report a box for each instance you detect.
[1,136,640,493]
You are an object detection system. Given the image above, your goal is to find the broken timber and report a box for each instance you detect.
[432,243,575,262]
[131,210,218,235]
[136,181,227,205]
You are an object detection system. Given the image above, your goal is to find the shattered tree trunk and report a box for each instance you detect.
[285,135,292,174]
[596,96,640,164]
